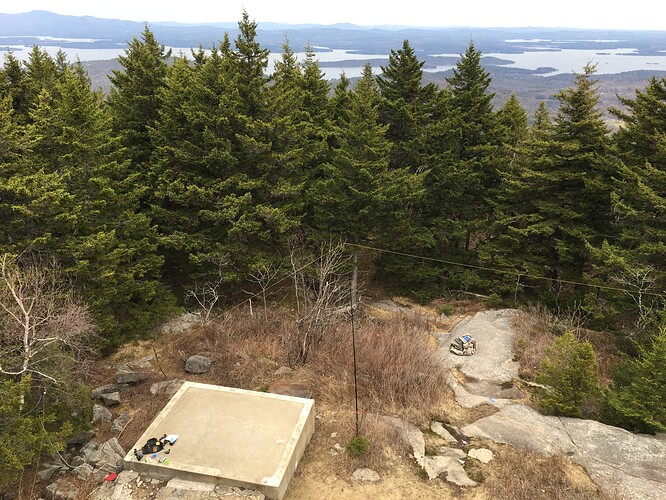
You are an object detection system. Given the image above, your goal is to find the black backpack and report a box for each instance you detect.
[141,437,164,455]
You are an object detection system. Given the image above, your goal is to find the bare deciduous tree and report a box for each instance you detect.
[185,277,224,328]
[288,242,352,365]
[246,261,283,319]
[0,253,94,385]
[612,265,663,334]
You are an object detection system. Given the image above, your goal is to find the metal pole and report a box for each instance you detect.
[350,278,359,436]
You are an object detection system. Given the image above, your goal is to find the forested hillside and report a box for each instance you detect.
[1,12,665,489]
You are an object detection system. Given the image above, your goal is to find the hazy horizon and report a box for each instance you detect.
[1,1,665,31]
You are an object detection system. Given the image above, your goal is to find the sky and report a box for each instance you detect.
[2,0,665,30]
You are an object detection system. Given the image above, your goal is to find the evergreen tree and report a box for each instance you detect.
[233,10,270,118]
[589,77,666,326]
[498,92,528,151]
[612,76,666,168]
[377,39,436,171]
[309,65,425,252]
[0,377,72,491]
[20,63,172,347]
[536,331,602,418]
[418,41,505,294]
[608,328,666,433]
[490,65,618,291]
[0,52,30,123]
[150,48,241,285]
[108,25,171,180]
[532,101,552,134]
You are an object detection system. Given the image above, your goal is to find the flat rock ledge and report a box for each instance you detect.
[463,403,666,500]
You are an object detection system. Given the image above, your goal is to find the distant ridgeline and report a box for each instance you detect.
[2,10,666,115]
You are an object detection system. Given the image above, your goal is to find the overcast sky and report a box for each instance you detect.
[2,0,664,30]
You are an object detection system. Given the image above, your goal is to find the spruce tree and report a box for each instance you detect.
[108,25,171,182]
[421,41,505,293]
[309,65,425,254]
[20,63,172,347]
[608,328,666,433]
[536,331,602,418]
[377,39,436,171]
[498,93,528,151]
[492,64,618,291]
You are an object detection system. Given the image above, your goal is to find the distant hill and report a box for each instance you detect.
[3,10,666,54]
[4,10,666,119]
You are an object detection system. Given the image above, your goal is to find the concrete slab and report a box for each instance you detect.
[124,381,314,500]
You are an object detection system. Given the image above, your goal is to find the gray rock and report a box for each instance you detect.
[430,421,457,442]
[91,384,121,399]
[80,441,98,456]
[105,437,126,458]
[84,438,125,471]
[561,417,666,500]
[275,366,294,376]
[352,468,380,482]
[436,446,466,459]
[65,429,95,446]
[185,355,212,374]
[150,379,185,396]
[115,469,139,485]
[128,354,156,370]
[160,312,201,335]
[468,447,494,463]
[70,456,84,467]
[101,391,121,406]
[381,416,425,466]
[423,456,477,486]
[92,404,112,424]
[37,464,60,482]
[446,372,513,409]
[116,370,149,384]
[45,480,78,500]
[72,463,94,480]
[440,309,519,384]
[112,412,131,433]
[462,403,577,456]
[463,402,666,500]
[445,463,479,487]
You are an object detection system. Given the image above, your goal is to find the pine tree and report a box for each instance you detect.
[377,39,436,171]
[536,331,602,418]
[309,65,425,250]
[498,93,528,151]
[608,328,666,433]
[108,25,171,179]
[491,64,618,291]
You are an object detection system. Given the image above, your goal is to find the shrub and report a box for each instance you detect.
[438,304,453,316]
[606,328,666,433]
[535,331,602,418]
[0,377,72,491]
[346,435,370,456]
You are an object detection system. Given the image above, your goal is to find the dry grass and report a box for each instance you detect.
[480,443,603,500]
[512,305,557,380]
[305,315,449,424]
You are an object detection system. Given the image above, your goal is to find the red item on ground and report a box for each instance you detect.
[104,472,118,481]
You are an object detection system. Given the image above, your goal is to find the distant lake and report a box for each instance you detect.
[2,41,665,79]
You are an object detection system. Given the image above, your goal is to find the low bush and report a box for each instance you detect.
[346,435,370,456]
